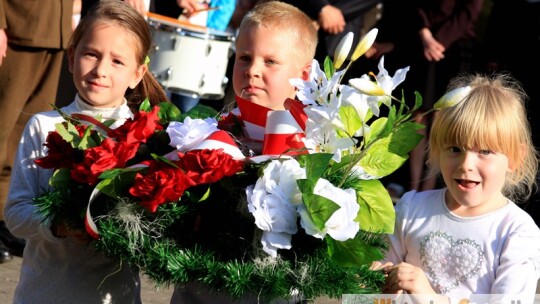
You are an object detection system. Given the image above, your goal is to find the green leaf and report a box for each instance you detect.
[338,105,362,137]
[351,179,395,233]
[96,168,144,197]
[413,91,423,112]
[76,124,99,150]
[151,153,179,168]
[196,186,211,202]
[380,106,396,138]
[158,102,183,122]
[184,184,212,203]
[387,121,425,156]
[49,168,73,188]
[297,179,340,231]
[323,56,335,80]
[326,236,384,267]
[364,117,386,145]
[139,98,151,112]
[359,138,407,178]
[55,122,80,148]
[297,153,333,183]
[180,104,219,121]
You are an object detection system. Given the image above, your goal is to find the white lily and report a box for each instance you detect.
[290,60,345,106]
[349,56,410,111]
[303,121,356,162]
[333,32,354,69]
[434,86,471,109]
[371,56,410,107]
[340,84,377,135]
[351,28,378,62]
[349,78,385,97]
[303,91,345,128]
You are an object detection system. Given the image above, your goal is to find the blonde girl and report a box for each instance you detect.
[381,74,540,303]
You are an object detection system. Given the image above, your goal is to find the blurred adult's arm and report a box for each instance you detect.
[0,29,6,66]
[176,0,202,16]
[418,0,484,49]
[0,0,6,66]
[419,27,445,62]
[318,4,346,34]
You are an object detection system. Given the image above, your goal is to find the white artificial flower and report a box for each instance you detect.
[246,159,306,257]
[340,84,377,134]
[376,56,409,96]
[333,32,354,69]
[348,56,409,113]
[290,60,345,107]
[350,165,379,180]
[303,121,355,162]
[351,28,378,61]
[166,117,218,152]
[259,159,306,205]
[298,178,360,241]
[303,92,345,131]
[348,77,385,97]
[246,184,297,257]
[433,86,471,109]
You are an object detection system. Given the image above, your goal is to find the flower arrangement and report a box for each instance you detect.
[34,29,432,302]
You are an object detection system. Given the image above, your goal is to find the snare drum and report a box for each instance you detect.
[148,16,234,100]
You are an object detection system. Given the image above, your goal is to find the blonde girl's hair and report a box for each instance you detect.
[428,74,538,202]
[68,0,168,112]
[238,1,318,68]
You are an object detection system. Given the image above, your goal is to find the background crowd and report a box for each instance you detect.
[0,0,538,275]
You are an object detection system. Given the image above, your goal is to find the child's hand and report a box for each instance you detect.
[383,262,435,295]
[369,260,393,271]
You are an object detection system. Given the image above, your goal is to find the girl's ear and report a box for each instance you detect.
[508,143,526,172]
[68,47,75,73]
[129,63,148,89]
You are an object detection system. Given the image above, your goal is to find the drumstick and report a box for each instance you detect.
[184,6,220,14]
[146,11,208,32]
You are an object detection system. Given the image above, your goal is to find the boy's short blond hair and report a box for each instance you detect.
[238,1,318,68]
[428,74,538,201]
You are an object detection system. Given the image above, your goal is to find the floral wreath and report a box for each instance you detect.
[34,29,452,302]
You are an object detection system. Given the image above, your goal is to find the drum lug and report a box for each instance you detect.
[166,67,173,80]
[171,38,177,50]
[206,44,212,56]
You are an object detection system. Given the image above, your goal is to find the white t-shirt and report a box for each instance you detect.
[386,189,540,302]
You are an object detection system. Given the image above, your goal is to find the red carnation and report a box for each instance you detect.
[178,149,244,185]
[109,106,163,144]
[129,161,197,212]
[35,131,78,169]
[70,138,139,185]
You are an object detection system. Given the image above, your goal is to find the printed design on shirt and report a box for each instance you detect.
[419,231,484,293]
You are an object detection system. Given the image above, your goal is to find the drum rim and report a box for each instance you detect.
[148,19,234,42]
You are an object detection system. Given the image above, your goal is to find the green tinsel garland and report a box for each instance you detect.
[35,173,388,302]
[90,196,387,302]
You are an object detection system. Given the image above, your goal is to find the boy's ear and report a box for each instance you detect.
[301,62,311,81]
